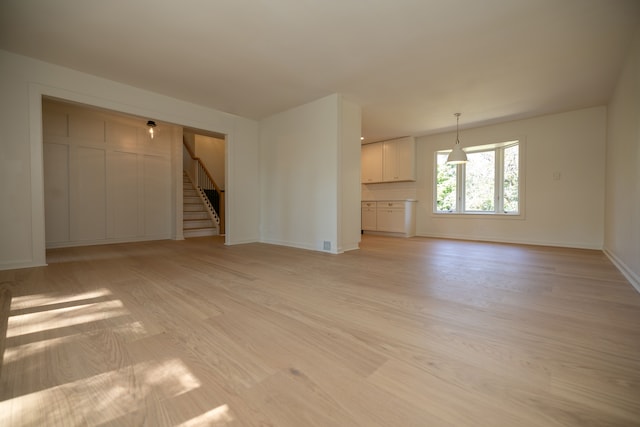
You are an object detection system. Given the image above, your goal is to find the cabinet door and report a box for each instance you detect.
[361,143,383,183]
[395,137,416,181]
[382,137,415,182]
[376,202,405,232]
[382,141,398,182]
[361,202,377,230]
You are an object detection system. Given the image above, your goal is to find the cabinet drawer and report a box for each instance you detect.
[362,201,377,208]
[376,201,404,209]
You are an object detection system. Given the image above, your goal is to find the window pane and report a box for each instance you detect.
[503,144,519,213]
[436,153,456,212]
[465,151,495,211]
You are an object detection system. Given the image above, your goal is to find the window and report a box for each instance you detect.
[435,140,521,215]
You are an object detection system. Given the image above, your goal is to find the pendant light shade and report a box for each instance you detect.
[447,143,468,164]
[446,113,468,164]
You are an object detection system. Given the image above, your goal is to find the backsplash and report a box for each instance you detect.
[361,181,418,201]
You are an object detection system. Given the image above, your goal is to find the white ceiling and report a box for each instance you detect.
[1,0,639,141]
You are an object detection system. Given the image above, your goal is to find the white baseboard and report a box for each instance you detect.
[363,230,415,238]
[415,232,602,250]
[224,237,258,246]
[603,248,640,294]
[46,234,172,249]
[260,238,340,254]
[338,241,360,253]
[0,259,48,271]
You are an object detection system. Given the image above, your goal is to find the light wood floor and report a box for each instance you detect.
[1,236,639,426]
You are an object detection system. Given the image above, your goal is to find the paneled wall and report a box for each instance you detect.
[43,99,173,248]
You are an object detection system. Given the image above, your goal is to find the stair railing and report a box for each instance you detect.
[183,139,225,234]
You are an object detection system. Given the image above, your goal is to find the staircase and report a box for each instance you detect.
[183,173,218,238]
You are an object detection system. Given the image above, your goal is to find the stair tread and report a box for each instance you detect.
[184,219,214,228]
[183,171,218,237]
[184,228,218,238]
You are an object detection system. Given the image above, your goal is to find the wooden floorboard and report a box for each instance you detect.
[1,235,639,426]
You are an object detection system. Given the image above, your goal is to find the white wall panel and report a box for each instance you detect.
[71,146,106,241]
[69,113,105,143]
[107,121,138,150]
[42,109,68,137]
[143,155,171,237]
[41,99,175,248]
[43,143,69,243]
[108,151,139,238]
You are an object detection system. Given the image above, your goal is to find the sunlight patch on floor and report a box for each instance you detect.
[7,300,127,337]
[9,288,113,310]
[2,334,80,364]
[177,404,234,426]
[0,358,202,426]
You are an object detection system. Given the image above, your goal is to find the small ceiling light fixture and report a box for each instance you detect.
[446,113,468,164]
[146,120,157,140]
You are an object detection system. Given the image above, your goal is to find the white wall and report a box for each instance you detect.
[259,94,361,253]
[604,29,640,290]
[226,119,260,245]
[195,135,226,190]
[0,50,260,270]
[338,98,362,253]
[414,106,607,249]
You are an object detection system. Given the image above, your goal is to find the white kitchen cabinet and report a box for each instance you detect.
[361,137,415,184]
[383,137,416,182]
[376,201,406,232]
[361,201,377,231]
[361,200,416,237]
[361,142,383,183]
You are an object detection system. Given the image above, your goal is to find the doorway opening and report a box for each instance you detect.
[181,128,227,237]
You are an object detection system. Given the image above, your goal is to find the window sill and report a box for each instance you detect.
[432,212,525,220]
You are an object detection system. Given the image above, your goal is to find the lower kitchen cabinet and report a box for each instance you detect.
[376,202,406,233]
[361,201,377,231]
[361,200,416,237]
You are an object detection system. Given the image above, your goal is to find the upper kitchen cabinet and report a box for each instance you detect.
[382,137,415,182]
[361,136,415,184]
[361,141,383,183]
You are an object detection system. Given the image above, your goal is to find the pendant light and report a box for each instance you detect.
[446,113,468,164]
[146,120,157,140]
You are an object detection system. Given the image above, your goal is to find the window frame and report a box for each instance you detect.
[433,139,525,218]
